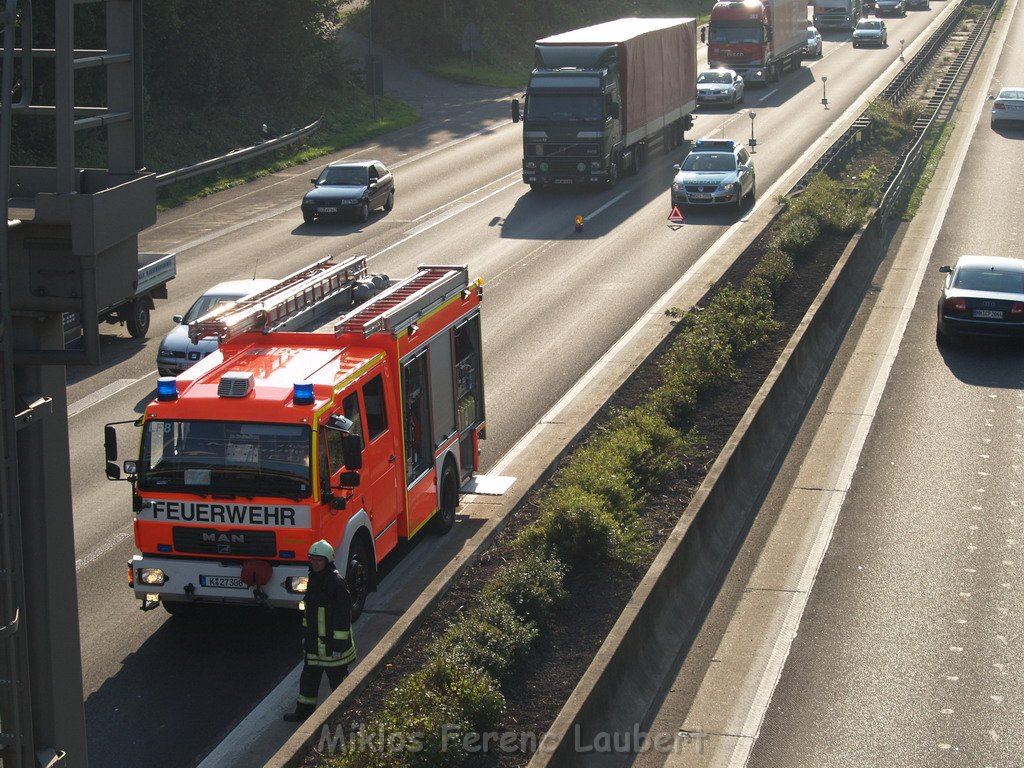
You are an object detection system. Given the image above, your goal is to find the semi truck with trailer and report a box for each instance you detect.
[512,17,698,190]
[813,0,863,30]
[104,256,486,618]
[707,0,808,84]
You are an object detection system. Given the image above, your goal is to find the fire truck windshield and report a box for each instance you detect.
[137,420,312,499]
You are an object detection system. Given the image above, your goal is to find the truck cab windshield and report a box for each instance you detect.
[138,420,311,499]
[526,94,604,122]
[710,25,765,45]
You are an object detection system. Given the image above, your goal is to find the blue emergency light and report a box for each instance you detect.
[693,139,736,151]
[156,377,178,401]
[293,382,315,405]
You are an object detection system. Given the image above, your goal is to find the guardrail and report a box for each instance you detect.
[153,117,322,189]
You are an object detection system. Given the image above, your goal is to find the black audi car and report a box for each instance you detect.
[936,255,1024,344]
[301,160,394,224]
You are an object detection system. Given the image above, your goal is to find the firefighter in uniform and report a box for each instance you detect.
[283,540,357,722]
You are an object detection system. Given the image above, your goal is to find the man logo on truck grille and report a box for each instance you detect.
[205,532,246,554]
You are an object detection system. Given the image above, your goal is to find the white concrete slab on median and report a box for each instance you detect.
[462,474,516,495]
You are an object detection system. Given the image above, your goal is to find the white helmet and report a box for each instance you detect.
[308,540,334,560]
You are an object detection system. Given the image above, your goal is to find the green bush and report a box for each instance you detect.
[865,98,921,147]
[431,598,538,679]
[769,214,821,258]
[781,175,867,235]
[481,553,567,622]
[743,247,794,300]
[331,653,505,767]
[515,488,647,566]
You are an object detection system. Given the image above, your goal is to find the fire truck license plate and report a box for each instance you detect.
[200,575,248,589]
[317,206,338,213]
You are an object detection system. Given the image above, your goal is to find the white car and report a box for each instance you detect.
[696,68,745,107]
[805,26,823,58]
[156,279,276,377]
[852,18,887,48]
[991,87,1024,128]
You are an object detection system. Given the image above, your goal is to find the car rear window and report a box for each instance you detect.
[954,267,1024,293]
[998,89,1024,100]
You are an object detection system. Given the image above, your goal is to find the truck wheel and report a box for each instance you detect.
[346,536,372,620]
[428,463,459,536]
[125,298,151,338]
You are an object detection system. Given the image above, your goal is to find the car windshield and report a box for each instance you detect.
[681,152,737,172]
[997,89,1024,100]
[182,293,248,324]
[858,21,882,30]
[138,420,312,499]
[709,24,764,45]
[318,166,368,186]
[808,30,817,39]
[698,71,733,84]
[953,266,1024,293]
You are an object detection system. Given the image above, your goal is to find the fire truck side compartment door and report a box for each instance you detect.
[427,331,457,449]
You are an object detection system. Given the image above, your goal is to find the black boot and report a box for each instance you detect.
[283,703,315,723]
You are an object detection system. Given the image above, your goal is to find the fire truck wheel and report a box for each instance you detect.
[346,536,372,620]
[428,464,459,536]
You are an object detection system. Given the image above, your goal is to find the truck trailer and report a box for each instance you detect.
[104,256,487,618]
[512,17,698,190]
[708,0,808,84]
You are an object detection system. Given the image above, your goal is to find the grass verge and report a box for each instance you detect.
[900,121,955,220]
[155,95,419,211]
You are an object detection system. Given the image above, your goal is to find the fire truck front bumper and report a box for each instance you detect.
[129,554,309,610]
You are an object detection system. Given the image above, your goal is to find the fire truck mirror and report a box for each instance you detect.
[104,424,118,462]
[329,494,347,511]
[105,461,121,481]
[342,435,363,471]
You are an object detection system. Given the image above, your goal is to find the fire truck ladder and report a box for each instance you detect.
[188,256,368,344]
[334,264,470,338]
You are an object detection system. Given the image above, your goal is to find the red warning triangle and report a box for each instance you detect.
[668,206,684,222]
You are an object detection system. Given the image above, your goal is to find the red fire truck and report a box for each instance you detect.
[104,256,486,617]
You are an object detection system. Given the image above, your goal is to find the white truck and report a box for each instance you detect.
[64,251,176,344]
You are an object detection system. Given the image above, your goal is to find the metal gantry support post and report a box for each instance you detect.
[2,1,156,766]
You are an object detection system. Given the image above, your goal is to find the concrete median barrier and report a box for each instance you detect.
[529,213,887,767]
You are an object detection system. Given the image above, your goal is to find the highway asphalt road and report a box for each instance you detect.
[67,7,957,766]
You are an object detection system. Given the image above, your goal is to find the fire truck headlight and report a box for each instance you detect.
[285,576,309,594]
[123,460,137,475]
[139,568,167,586]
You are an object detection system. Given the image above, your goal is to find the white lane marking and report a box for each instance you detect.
[68,374,153,418]
[76,530,132,573]
[407,170,520,225]
[585,190,630,221]
[373,178,521,255]
[725,5,1016,763]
